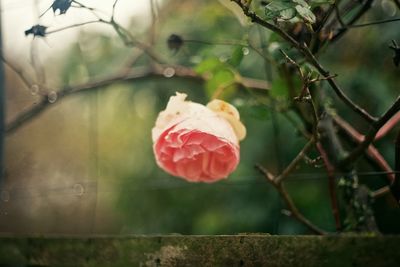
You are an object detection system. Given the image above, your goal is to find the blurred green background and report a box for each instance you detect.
[1,0,400,235]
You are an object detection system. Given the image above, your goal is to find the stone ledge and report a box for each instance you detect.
[0,235,398,266]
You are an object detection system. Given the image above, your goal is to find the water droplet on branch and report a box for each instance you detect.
[47,91,58,103]
[163,67,176,78]
[31,85,39,95]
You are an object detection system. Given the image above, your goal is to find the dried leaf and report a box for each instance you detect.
[24,25,47,37]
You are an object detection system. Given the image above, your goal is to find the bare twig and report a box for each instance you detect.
[334,2,346,28]
[337,17,400,29]
[46,20,104,35]
[299,46,377,124]
[31,0,46,85]
[72,0,106,19]
[375,111,400,140]
[230,0,377,124]
[371,186,390,198]
[6,65,269,134]
[149,0,158,45]
[393,0,400,9]
[280,49,320,136]
[315,4,336,34]
[0,55,33,88]
[255,163,327,235]
[316,142,342,231]
[334,116,395,185]
[111,0,119,20]
[332,0,374,41]
[392,130,400,205]
[275,138,315,184]
[340,96,400,167]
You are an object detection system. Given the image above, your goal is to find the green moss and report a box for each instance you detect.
[0,235,399,266]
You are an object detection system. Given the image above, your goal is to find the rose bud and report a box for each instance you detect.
[152,92,246,182]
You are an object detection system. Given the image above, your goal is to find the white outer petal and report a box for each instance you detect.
[207,99,247,141]
[152,92,239,145]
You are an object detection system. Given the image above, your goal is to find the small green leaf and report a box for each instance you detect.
[295,5,316,23]
[280,7,297,20]
[265,1,296,20]
[195,58,222,74]
[301,63,319,78]
[205,69,236,98]
[229,46,244,67]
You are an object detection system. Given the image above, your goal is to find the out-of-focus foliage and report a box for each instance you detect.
[3,0,400,235]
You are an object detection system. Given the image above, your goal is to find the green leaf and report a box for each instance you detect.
[265,1,296,20]
[280,7,297,20]
[205,69,236,98]
[301,62,319,78]
[229,46,244,67]
[270,78,289,98]
[195,58,222,74]
[295,5,316,24]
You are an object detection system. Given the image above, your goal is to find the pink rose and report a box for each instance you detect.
[152,93,246,183]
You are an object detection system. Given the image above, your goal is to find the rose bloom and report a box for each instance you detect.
[152,92,246,182]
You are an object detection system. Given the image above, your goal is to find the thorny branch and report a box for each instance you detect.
[340,96,400,168]
[231,0,377,124]
[334,116,395,185]
[255,139,327,235]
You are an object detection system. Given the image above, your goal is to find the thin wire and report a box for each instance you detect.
[1,170,397,202]
[5,170,398,192]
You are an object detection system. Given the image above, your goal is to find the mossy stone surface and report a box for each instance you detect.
[0,235,398,266]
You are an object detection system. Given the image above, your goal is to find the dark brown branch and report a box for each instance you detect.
[111,0,119,19]
[6,65,269,135]
[340,96,400,167]
[331,0,374,41]
[375,111,400,140]
[315,4,336,34]
[231,0,377,124]
[44,9,165,64]
[275,138,315,183]
[334,116,395,185]
[334,2,346,28]
[394,0,400,9]
[336,17,400,29]
[392,130,400,204]
[256,164,327,235]
[371,186,390,198]
[300,47,377,124]
[316,142,342,231]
